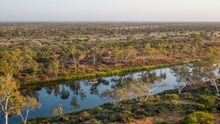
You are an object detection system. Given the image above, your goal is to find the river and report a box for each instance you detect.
[2,63,219,123]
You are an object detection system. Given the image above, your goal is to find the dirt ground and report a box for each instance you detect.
[129,113,220,124]
[129,114,181,124]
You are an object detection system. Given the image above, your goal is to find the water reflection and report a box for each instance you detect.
[7,61,220,123]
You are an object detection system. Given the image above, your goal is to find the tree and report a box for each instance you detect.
[19,97,40,124]
[90,46,100,66]
[0,48,38,78]
[129,79,152,101]
[48,59,59,77]
[122,46,137,65]
[0,49,23,78]
[69,45,78,71]
[201,57,220,93]
[111,88,131,104]
[191,34,203,42]
[171,65,191,94]
[0,76,25,124]
[22,48,39,77]
[143,43,158,57]
[111,47,123,63]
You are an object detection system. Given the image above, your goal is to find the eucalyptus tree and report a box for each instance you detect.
[90,46,101,66]
[190,63,204,85]
[143,43,158,57]
[69,45,79,71]
[122,46,137,65]
[101,87,131,104]
[19,97,40,124]
[129,79,153,101]
[47,59,59,77]
[111,47,123,63]
[137,70,167,101]
[200,57,220,93]
[0,49,23,78]
[22,47,39,76]
[0,48,38,78]
[0,76,24,124]
[171,65,191,94]
[101,72,159,104]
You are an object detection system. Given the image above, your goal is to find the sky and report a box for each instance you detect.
[0,0,220,22]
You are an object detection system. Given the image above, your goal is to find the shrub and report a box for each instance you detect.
[194,103,206,110]
[133,108,148,119]
[196,95,216,107]
[210,107,217,113]
[180,111,215,124]
[93,106,104,114]
[165,94,180,100]
[119,110,133,122]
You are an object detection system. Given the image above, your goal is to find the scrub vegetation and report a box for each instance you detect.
[30,83,220,124]
[0,23,220,85]
[0,23,220,124]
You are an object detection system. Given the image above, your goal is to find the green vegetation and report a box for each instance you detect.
[180,111,215,124]
[25,61,190,86]
[164,94,180,100]
[0,76,39,124]
[0,23,220,123]
[29,84,220,124]
[0,23,220,86]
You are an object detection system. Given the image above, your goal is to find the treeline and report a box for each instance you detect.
[1,23,220,38]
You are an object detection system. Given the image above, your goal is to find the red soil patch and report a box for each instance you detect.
[130,114,182,124]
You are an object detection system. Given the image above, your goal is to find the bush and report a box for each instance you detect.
[165,94,180,100]
[180,111,215,124]
[210,107,217,113]
[194,103,206,110]
[133,108,148,119]
[196,95,216,107]
[93,106,104,114]
[120,110,133,122]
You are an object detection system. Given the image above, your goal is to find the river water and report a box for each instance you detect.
[2,63,219,123]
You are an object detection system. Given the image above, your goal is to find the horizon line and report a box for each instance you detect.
[1,21,220,24]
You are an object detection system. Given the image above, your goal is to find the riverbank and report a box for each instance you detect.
[22,59,199,86]
[29,83,220,124]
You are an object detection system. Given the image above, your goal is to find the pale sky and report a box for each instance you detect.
[0,0,220,22]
